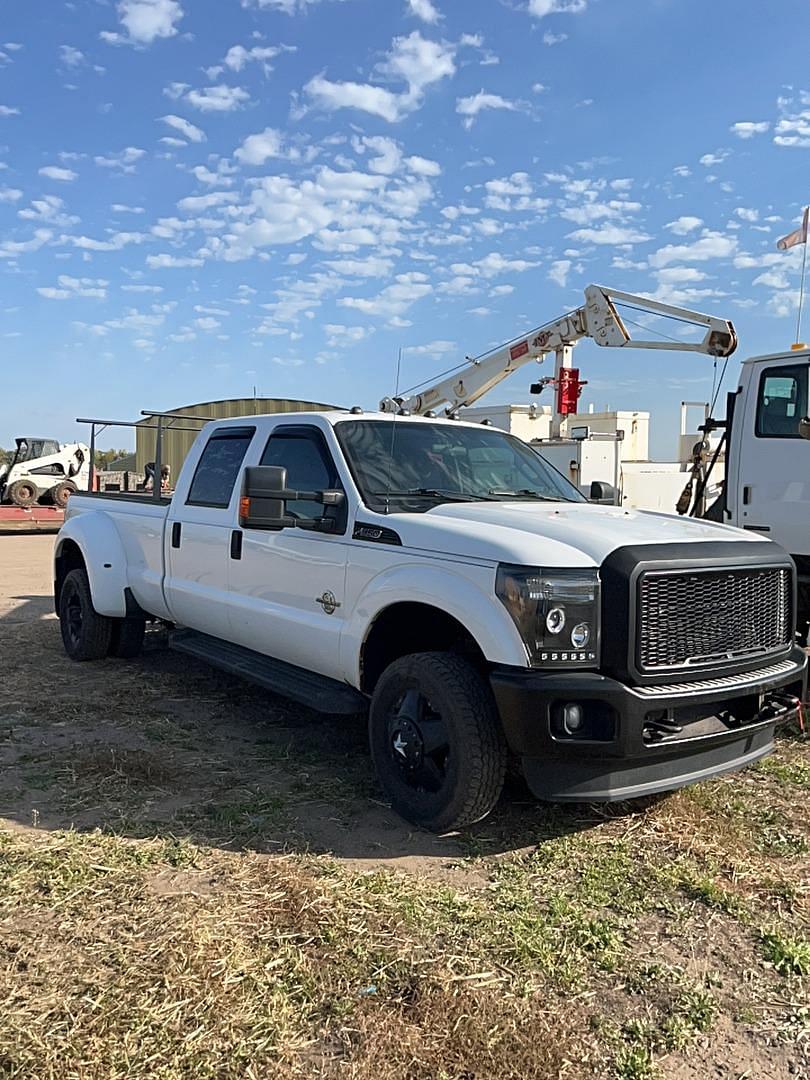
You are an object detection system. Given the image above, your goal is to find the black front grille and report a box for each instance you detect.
[637,566,791,673]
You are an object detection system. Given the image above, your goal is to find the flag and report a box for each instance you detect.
[777,207,809,251]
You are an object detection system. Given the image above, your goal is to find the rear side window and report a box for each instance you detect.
[186,427,255,507]
[755,365,808,438]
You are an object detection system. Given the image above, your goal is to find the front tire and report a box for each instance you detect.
[8,480,38,507]
[58,568,113,661]
[368,652,507,832]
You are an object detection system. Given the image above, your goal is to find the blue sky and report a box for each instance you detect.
[1,0,809,458]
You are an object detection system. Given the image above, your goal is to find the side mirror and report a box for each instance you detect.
[589,480,616,505]
[239,465,345,531]
[799,417,810,441]
[240,465,295,530]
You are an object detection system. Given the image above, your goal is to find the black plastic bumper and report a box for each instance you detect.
[490,646,808,801]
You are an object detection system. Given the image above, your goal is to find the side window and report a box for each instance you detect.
[755,365,808,438]
[186,427,255,507]
[260,427,344,527]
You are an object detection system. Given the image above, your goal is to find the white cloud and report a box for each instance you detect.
[101,0,184,46]
[528,0,586,15]
[177,190,238,212]
[224,43,294,72]
[567,224,651,246]
[191,165,233,186]
[240,0,342,10]
[734,206,759,223]
[548,259,571,287]
[59,45,85,67]
[699,150,729,167]
[405,339,456,354]
[234,127,286,165]
[649,231,737,268]
[305,76,402,122]
[195,316,221,330]
[340,271,432,317]
[753,268,790,289]
[161,114,206,142]
[18,195,78,226]
[773,110,810,148]
[186,85,250,112]
[542,31,567,44]
[665,215,703,235]
[654,267,707,284]
[354,134,402,175]
[0,228,53,259]
[0,105,21,116]
[456,90,519,129]
[305,31,455,123]
[146,253,204,268]
[39,165,77,181]
[38,274,108,300]
[94,147,146,172]
[673,165,691,177]
[406,0,441,22]
[730,120,769,139]
[404,154,441,176]
[0,187,22,202]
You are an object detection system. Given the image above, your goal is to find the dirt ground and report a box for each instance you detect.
[0,533,807,1079]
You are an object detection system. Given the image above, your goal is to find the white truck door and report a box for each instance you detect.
[226,423,349,681]
[734,358,810,556]
[165,425,256,638]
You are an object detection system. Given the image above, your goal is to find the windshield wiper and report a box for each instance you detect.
[373,488,491,503]
[487,489,568,502]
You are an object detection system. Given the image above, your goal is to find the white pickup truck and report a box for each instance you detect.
[54,410,807,831]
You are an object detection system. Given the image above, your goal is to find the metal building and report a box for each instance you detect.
[136,397,339,480]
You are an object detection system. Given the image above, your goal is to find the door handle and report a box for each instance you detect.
[230,530,243,560]
[171,521,182,548]
[742,485,752,505]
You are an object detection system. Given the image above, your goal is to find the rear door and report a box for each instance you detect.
[736,360,810,554]
[164,425,255,638]
[226,423,350,680]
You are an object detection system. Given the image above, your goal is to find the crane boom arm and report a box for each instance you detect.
[380,284,737,416]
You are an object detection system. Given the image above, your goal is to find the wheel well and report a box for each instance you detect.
[54,540,86,615]
[360,602,488,694]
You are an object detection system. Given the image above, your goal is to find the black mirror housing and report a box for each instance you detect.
[589,480,616,505]
[800,417,810,441]
[239,465,346,531]
[240,466,295,530]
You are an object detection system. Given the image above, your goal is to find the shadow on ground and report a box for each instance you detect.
[0,603,647,873]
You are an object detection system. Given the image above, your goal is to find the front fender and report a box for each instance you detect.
[340,561,529,685]
[55,512,129,618]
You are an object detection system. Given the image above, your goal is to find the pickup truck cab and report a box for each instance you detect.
[55,410,807,831]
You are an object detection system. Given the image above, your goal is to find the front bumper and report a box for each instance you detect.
[490,646,808,801]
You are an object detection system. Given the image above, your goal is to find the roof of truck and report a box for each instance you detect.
[742,346,810,365]
[204,409,491,431]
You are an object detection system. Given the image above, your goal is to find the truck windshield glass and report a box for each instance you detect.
[336,420,584,512]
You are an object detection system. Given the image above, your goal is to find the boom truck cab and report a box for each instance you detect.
[53,285,807,833]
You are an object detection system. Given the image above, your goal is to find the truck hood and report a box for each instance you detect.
[388,501,769,567]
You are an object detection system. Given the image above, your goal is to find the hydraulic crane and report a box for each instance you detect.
[380,285,737,437]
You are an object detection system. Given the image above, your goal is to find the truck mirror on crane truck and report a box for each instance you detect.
[589,480,616,504]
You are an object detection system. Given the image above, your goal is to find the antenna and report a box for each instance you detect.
[383,347,404,513]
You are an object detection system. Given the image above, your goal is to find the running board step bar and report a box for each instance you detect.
[169,629,367,715]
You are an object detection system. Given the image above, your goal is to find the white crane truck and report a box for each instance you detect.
[54,286,807,832]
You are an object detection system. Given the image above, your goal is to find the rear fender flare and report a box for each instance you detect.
[55,512,129,618]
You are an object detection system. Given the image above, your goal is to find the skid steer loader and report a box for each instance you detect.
[0,437,90,508]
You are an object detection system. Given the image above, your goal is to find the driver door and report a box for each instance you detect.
[226,424,350,681]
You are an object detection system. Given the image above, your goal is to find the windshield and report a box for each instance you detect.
[336,419,585,513]
[14,438,59,463]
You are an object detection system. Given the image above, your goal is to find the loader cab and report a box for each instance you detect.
[10,437,61,466]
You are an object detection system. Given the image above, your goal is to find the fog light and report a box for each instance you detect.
[562,703,584,734]
[546,607,566,634]
[570,622,590,648]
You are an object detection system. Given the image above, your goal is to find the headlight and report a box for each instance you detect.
[496,566,600,668]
